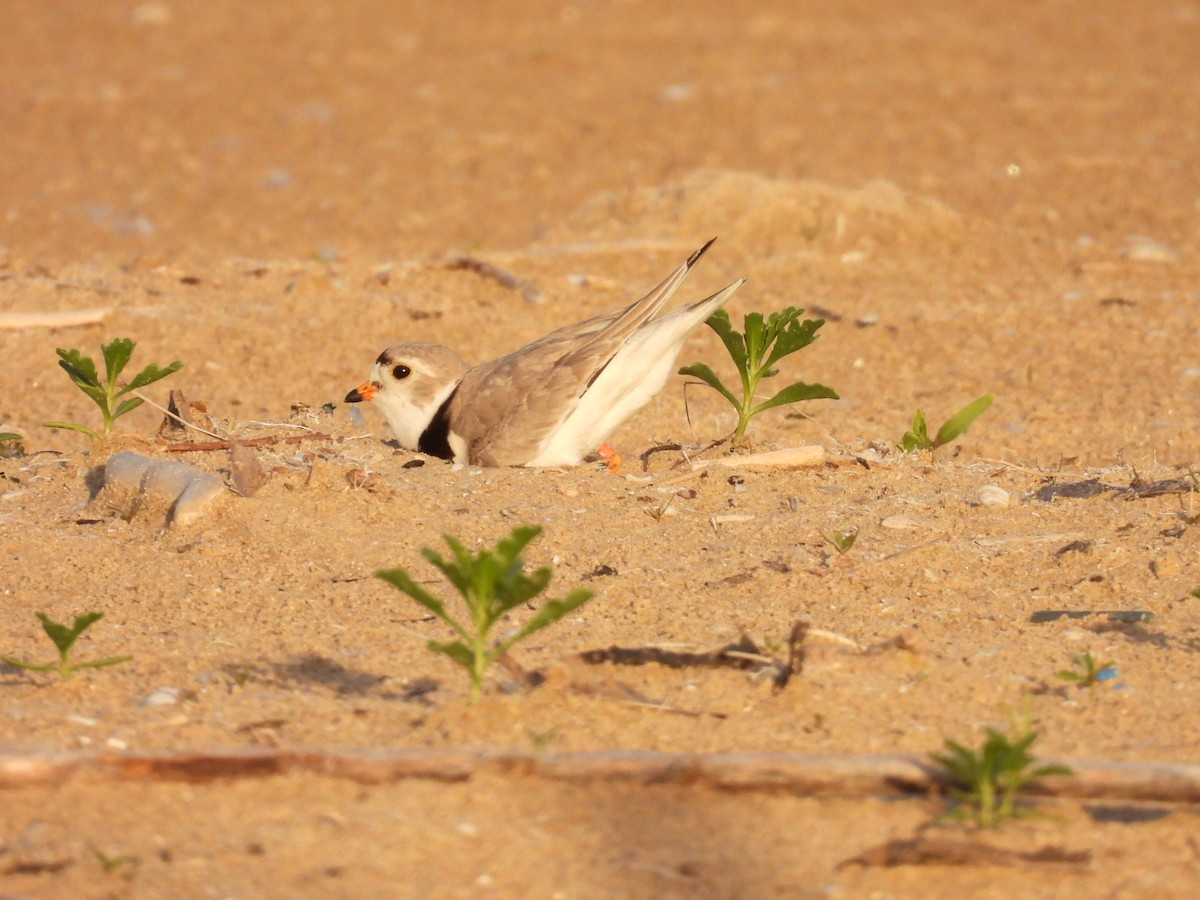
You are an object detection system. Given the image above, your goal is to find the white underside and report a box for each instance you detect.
[524,307,714,467]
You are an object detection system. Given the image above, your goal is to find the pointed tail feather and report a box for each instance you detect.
[566,241,719,362]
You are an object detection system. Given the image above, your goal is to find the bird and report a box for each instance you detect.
[344,238,744,467]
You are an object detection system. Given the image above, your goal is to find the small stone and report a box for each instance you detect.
[66,714,98,727]
[978,485,1010,508]
[659,83,694,102]
[141,687,180,707]
[230,443,268,497]
[131,3,172,25]
[1123,235,1179,263]
[103,451,225,526]
[881,514,935,530]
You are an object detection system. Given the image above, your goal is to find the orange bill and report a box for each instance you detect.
[345,381,379,403]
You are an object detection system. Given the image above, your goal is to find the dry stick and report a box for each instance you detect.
[0,308,111,329]
[166,433,333,452]
[127,388,226,441]
[444,256,541,302]
[2,750,1199,805]
[126,387,331,451]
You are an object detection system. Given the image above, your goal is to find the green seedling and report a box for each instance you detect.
[930,717,1072,828]
[899,394,994,453]
[44,337,182,439]
[91,845,140,878]
[377,525,593,702]
[2,612,132,680]
[819,526,859,555]
[1056,649,1117,689]
[0,431,24,458]
[679,307,838,447]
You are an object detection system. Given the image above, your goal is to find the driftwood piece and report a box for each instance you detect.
[839,836,1092,869]
[690,446,826,471]
[0,308,111,329]
[2,751,1199,806]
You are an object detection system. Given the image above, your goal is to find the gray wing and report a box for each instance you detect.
[448,240,717,465]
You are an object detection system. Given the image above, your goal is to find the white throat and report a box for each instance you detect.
[377,375,461,452]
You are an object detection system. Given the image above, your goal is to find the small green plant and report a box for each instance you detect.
[679,307,838,447]
[44,337,182,439]
[91,844,140,878]
[930,717,1072,828]
[899,394,994,453]
[2,612,132,680]
[1057,650,1116,688]
[0,431,24,458]
[377,525,593,702]
[819,526,859,555]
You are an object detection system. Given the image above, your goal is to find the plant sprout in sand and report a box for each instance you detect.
[679,307,838,447]
[44,337,182,440]
[377,525,593,702]
[930,717,1072,828]
[3,612,132,680]
[899,395,994,453]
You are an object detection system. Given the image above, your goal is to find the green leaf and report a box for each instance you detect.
[113,397,144,420]
[1,432,24,442]
[498,588,594,654]
[1,656,57,672]
[751,380,840,416]
[101,338,137,389]
[742,312,766,370]
[43,421,103,440]
[899,409,931,452]
[39,611,102,656]
[121,360,183,394]
[496,524,542,559]
[677,362,741,410]
[72,655,134,671]
[1030,762,1074,779]
[934,394,995,448]
[426,639,475,671]
[421,546,472,600]
[493,567,553,617]
[763,312,824,370]
[56,355,109,409]
[376,567,470,641]
[55,348,101,390]
[703,309,748,375]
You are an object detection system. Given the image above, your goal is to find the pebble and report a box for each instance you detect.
[978,485,1010,508]
[1123,235,1179,263]
[141,687,180,707]
[103,451,225,525]
[131,3,172,25]
[880,514,935,530]
[659,83,694,103]
[66,714,98,727]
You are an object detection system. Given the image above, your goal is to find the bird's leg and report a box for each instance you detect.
[596,443,623,475]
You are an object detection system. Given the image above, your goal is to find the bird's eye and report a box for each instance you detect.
[392,364,412,380]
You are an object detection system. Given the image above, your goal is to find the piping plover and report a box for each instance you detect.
[345,239,744,467]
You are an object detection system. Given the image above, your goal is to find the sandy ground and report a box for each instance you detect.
[2,1,1199,896]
